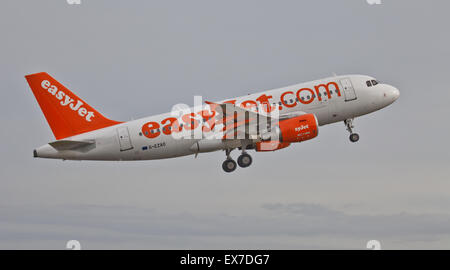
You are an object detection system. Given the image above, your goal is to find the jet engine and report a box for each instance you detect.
[256,113,319,151]
[277,113,319,143]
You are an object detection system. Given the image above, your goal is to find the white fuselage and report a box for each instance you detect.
[34,75,399,161]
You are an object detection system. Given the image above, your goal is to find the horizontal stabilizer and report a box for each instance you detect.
[48,140,95,151]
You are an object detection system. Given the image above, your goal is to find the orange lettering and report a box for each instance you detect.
[181,113,199,130]
[161,117,181,135]
[142,121,161,138]
[296,88,315,104]
[280,91,297,108]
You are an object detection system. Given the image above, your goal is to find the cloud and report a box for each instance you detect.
[261,203,450,240]
[1,203,450,249]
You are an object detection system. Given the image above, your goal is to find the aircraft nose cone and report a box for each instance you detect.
[392,86,400,101]
[384,85,400,103]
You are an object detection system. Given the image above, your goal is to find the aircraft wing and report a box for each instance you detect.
[205,101,306,140]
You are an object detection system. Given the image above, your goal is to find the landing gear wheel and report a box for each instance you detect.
[237,153,252,168]
[345,119,360,143]
[222,159,237,173]
[349,133,360,143]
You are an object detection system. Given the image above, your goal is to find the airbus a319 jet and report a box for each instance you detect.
[26,72,399,172]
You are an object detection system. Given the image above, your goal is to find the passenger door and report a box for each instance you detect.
[340,78,357,101]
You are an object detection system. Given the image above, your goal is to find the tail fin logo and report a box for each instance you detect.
[41,80,95,122]
[26,72,122,140]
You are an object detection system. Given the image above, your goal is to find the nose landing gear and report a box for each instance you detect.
[344,118,359,143]
[349,133,360,143]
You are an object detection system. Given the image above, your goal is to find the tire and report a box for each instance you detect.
[237,153,252,168]
[349,133,360,143]
[222,159,237,173]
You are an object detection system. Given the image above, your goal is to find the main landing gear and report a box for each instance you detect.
[344,118,360,143]
[222,149,237,173]
[237,153,252,168]
[222,159,237,173]
[222,148,253,173]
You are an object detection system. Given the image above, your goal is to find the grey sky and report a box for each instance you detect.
[0,0,449,249]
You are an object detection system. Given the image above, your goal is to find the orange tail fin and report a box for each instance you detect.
[25,72,122,140]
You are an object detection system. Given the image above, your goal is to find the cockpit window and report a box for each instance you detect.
[366,80,372,87]
[371,80,378,86]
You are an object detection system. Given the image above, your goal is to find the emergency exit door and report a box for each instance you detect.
[117,126,133,151]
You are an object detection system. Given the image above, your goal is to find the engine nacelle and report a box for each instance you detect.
[259,113,318,144]
[255,141,291,152]
[277,113,319,143]
[255,114,318,151]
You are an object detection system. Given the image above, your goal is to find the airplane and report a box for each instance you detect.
[25,72,399,172]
